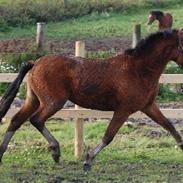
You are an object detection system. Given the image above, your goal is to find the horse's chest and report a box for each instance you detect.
[120,82,158,109]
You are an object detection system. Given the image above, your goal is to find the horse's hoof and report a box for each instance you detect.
[83,162,91,172]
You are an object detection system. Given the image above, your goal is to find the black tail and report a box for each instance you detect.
[0,61,34,122]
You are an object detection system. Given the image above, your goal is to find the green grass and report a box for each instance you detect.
[0,0,182,30]
[0,120,183,182]
[0,2,183,40]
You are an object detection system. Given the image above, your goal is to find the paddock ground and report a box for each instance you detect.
[0,37,130,54]
[0,119,183,183]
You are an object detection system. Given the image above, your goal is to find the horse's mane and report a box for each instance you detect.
[150,10,164,17]
[125,29,177,57]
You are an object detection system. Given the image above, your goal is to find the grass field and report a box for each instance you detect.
[0,120,183,183]
[0,2,183,40]
[0,2,183,182]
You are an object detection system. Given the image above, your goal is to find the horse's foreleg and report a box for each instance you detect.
[142,102,183,150]
[83,110,129,171]
[30,101,66,163]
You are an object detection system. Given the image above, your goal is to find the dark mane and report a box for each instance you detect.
[150,10,164,17]
[125,29,177,57]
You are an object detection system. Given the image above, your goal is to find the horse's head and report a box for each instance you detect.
[171,29,183,68]
[147,11,163,25]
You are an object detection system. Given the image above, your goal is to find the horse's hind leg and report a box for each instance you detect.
[0,89,39,162]
[142,102,183,150]
[30,99,67,163]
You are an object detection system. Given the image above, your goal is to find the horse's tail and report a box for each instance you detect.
[0,61,34,122]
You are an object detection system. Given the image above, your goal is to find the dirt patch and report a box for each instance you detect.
[48,176,65,183]
[0,39,34,53]
[0,37,131,54]
[127,102,183,127]
[159,102,183,108]
[128,117,183,127]
[145,129,166,138]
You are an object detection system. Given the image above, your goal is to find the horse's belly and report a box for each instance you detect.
[69,94,119,111]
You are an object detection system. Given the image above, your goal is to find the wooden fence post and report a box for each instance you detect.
[74,41,85,159]
[36,22,45,54]
[132,24,141,48]
[63,0,68,9]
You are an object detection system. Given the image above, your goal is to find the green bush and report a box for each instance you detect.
[165,62,183,74]
[0,52,40,97]
[157,84,183,102]
[0,83,9,96]
[0,53,39,72]
[87,50,115,59]
[0,16,9,32]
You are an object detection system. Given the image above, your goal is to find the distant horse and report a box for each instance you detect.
[147,10,173,30]
[0,29,183,171]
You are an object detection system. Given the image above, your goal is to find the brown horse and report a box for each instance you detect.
[147,10,173,30]
[0,29,183,171]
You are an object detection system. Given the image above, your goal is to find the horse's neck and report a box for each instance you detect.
[157,15,172,30]
[140,44,170,80]
[157,16,165,29]
[143,57,166,75]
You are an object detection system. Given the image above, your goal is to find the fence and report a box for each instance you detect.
[1,23,183,158]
